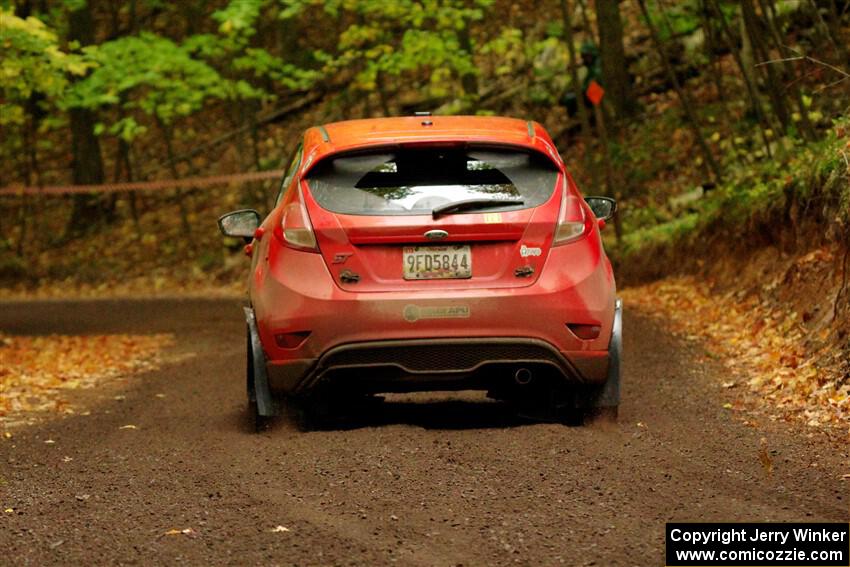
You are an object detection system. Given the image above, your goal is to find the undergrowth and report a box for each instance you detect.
[613,115,850,274]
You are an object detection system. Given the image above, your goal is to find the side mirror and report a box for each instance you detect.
[584,196,617,221]
[218,209,260,240]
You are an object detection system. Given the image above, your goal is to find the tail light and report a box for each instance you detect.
[553,177,587,246]
[278,184,319,252]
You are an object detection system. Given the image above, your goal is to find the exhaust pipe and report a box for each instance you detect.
[514,368,533,385]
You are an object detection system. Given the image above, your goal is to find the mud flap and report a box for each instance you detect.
[592,298,622,408]
[244,307,279,417]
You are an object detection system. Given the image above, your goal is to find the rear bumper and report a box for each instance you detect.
[266,337,609,394]
[253,234,616,395]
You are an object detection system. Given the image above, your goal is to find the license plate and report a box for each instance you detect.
[403,245,472,280]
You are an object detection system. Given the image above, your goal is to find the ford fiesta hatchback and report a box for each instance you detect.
[218,115,621,428]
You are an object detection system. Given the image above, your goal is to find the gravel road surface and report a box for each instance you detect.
[1,299,847,566]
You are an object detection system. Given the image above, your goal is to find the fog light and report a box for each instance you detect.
[274,331,311,349]
[567,324,601,340]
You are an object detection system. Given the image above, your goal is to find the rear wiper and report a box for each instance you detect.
[432,198,524,219]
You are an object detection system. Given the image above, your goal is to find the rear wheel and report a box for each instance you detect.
[508,373,619,425]
[506,373,583,425]
[583,405,618,424]
[247,399,272,432]
[580,298,622,424]
[292,391,383,431]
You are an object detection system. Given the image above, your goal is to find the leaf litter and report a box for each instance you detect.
[621,277,849,431]
[0,332,173,429]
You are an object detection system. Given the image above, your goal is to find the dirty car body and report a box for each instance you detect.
[219,116,621,424]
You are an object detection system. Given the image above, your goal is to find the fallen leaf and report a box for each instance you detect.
[43,439,55,444]
[4,508,14,513]
[271,525,290,533]
[164,528,197,536]
[0,332,172,425]
[621,275,848,429]
[722,403,733,410]
[119,425,137,430]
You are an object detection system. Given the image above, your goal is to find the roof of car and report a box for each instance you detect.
[299,116,562,171]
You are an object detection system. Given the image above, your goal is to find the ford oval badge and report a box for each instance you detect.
[424,229,449,240]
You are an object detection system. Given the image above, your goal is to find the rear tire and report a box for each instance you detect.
[583,405,618,424]
[293,392,382,431]
[248,399,272,432]
[511,382,584,425]
[581,297,622,424]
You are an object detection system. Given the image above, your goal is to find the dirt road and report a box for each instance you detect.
[1,299,847,566]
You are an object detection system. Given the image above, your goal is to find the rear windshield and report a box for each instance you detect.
[305,146,559,216]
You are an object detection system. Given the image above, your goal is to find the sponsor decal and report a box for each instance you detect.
[483,213,502,224]
[520,244,542,257]
[403,304,470,323]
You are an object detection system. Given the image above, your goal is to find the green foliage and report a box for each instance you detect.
[232,48,320,89]
[478,28,571,105]
[209,0,320,89]
[643,0,702,42]
[213,0,267,38]
[620,211,701,257]
[63,33,249,137]
[0,9,87,127]
[480,27,525,76]
[281,0,491,99]
[617,115,850,263]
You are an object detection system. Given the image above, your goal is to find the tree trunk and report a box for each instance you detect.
[806,0,848,63]
[757,0,817,141]
[592,104,622,242]
[560,0,598,191]
[741,0,792,135]
[635,0,723,183]
[65,2,108,237]
[699,0,727,104]
[708,0,774,158]
[596,0,635,119]
[575,0,596,44]
[155,117,192,236]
